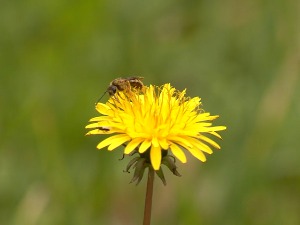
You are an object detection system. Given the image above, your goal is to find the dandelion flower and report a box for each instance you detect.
[86,83,226,171]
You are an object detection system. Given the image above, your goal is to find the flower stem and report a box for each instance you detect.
[143,167,154,225]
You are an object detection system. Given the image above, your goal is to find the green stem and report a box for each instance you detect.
[143,167,154,225]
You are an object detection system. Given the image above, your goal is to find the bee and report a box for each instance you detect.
[97,76,144,102]
[107,76,144,95]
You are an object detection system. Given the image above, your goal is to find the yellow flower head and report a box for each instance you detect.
[86,83,226,170]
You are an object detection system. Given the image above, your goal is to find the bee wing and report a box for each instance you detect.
[127,76,144,81]
[127,77,144,89]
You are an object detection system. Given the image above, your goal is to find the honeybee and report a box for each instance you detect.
[107,76,144,95]
[97,76,144,102]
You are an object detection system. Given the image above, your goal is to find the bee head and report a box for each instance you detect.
[107,85,117,96]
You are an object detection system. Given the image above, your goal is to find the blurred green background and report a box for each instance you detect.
[1,0,299,224]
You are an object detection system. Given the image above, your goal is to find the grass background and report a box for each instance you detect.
[1,0,299,224]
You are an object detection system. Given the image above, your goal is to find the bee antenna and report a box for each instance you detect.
[96,91,108,104]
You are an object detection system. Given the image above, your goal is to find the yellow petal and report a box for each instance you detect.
[198,135,221,149]
[158,138,169,149]
[96,134,129,149]
[194,113,211,122]
[150,145,162,170]
[207,126,227,132]
[169,136,193,149]
[85,129,100,135]
[139,139,152,153]
[124,138,144,154]
[208,131,222,139]
[152,137,159,147]
[186,146,207,162]
[89,116,109,122]
[206,115,220,120]
[108,136,131,151]
[187,137,213,154]
[170,143,187,163]
[85,123,100,129]
[198,122,213,127]
[95,103,111,115]
[85,129,112,135]
[214,126,227,131]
